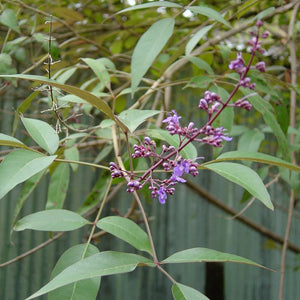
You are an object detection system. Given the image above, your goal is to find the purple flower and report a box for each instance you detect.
[163,110,181,125]
[214,127,232,142]
[157,186,167,204]
[170,159,190,183]
[163,110,182,135]
[229,52,245,74]
[255,61,266,72]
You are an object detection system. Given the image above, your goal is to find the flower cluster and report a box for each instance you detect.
[109,20,268,205]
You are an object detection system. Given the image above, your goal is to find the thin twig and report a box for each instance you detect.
[0,232,64,268]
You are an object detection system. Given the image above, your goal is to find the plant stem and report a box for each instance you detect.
[111,125,159,263]
[55,158,109,170]
[82,178,112,258]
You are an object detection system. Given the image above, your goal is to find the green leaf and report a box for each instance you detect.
[81,58,110,87]
[245,92,289,157]
[131,18,175,95]
[238,129,264,152]
[202,162,273,210]
[97,216,153,256]
[14,209,91,232]
[0,9,20,33]
[26,251,154,299]
[147,129,197,159]
[189,6,231,28]
[186,56,214,75]
[117,1,182,13]
[48,244,100,300]
[185,25,213,56]
[118,109,160,133]
[64,147,80,172]
[172,283,209,300]
[215,151,300,173]
[0,74,115,120]
[0,133,28,149]
[10,171,45,229]
[21,117,59,155]
[162,247,265,269]
[46,163,70,209]
[0,149,56,200]
[236,0,259,19]
[253,7,275,21]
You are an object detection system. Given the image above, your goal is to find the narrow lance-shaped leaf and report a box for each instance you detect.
[185,25,213,56]
[64,146,80,172]
[162,247,267,269]
[26,251,154,299]
[117,1,182,14]
[22,117,59,155]
[10,171,45,229]
[46,163,70,209]
[0,133,28,149]
[0,149,56,200]
[189,6,231,28]
[81,58,110,87]
[172,283,209,300]
[0,74,115,120]
[202,162,273,210]
[48,244,100,300]
[131,18,175,95]
[215,151,300,173]
[97,216,153,256]
[14,209,91,232]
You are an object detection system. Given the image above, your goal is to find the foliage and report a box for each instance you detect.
[0,1,299,299]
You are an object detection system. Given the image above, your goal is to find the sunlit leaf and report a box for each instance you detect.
[14,209,91,231]
[97,216,153,255]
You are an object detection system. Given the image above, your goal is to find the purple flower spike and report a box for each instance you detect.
[158,186,167,204]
